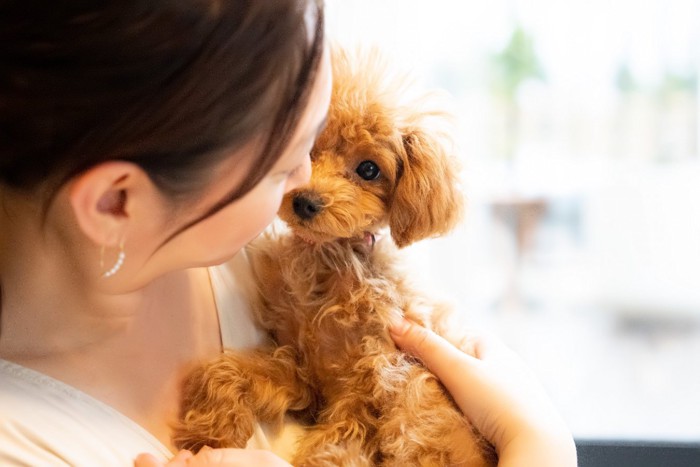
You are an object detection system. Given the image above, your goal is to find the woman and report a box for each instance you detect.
[0,1,576,466]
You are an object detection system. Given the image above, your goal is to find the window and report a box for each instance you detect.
[326,0,700,454]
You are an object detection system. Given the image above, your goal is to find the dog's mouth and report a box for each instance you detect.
[288,224,350,244]
[291,227,331,245]
[285,212,378,246]
[283,209,375,247]
[292,227,375,249]
[280,188,383,247]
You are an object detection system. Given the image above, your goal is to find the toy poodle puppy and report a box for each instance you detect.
[173,48,497,467]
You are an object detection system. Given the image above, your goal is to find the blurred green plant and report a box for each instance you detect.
[489,25,545,100]
[488,25,544,161]
[659,70,698,95]
[615,62,638,93]
[615,62,697,95]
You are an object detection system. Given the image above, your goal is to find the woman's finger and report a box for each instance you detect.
[389,316,483,391]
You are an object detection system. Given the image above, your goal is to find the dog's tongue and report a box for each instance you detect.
[364,232,376,248]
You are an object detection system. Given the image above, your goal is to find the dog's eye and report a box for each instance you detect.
[356,160,380,181]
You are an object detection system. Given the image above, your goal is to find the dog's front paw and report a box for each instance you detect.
[172,359,256,451]
[172,402,255,452]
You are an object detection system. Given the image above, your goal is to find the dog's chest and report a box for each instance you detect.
[275,243,400,358]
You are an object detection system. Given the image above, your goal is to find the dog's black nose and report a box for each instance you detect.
[293,194,322,220]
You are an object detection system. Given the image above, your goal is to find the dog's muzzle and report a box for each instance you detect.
[292,193,323,220]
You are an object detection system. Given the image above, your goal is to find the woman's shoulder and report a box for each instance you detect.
[0,359,172,466]
[208,248,274,350]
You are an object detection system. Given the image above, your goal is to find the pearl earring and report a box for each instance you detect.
[101,240,125,278]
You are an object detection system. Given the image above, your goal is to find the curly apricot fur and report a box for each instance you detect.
[175,48,496,467]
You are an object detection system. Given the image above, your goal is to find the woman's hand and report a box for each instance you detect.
[134,447,291,467]
[389,317,577,467]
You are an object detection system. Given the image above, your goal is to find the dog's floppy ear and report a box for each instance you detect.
[389,127,464,248]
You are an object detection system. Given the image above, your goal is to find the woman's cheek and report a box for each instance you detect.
[285,156,312,193]
[254,180,289,228]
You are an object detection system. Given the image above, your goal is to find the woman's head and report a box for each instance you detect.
[0,0,329,285]
[1,0,323,208]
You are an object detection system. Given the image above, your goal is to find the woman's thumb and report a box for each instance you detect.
[389,315,467,376]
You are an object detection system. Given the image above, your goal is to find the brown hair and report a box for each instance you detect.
[0,0,324,232]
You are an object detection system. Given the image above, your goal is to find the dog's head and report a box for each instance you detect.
[278,48,464,248]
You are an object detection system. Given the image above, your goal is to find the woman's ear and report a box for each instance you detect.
[67,161,148,247]
[389,128,464,248]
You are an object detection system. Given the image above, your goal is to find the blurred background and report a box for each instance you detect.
[326,0,700,443]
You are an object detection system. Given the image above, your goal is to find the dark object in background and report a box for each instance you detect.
[576,439,700,467]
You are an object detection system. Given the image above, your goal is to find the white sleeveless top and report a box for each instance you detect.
[0,251,303,466]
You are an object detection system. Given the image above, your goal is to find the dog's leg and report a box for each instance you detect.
[376,364,497,467]
[291,376,381,467]
[172,345,313,452]
[292,425,373,467]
